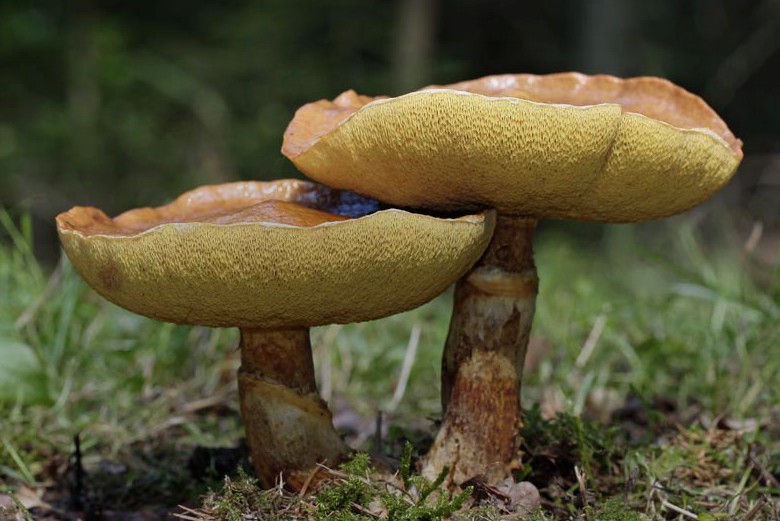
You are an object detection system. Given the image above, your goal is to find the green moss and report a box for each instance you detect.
[202,469,278,521]
[316,454,372,516]
[584,498,648,520]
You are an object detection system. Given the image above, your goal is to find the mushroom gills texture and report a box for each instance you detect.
[56,179,496,489]
[282,74,741,223]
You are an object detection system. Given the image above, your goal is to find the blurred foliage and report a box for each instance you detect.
[0,0,778,254]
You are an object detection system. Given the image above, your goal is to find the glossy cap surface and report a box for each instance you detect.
[57,180,494,328]
[283,73,742,222]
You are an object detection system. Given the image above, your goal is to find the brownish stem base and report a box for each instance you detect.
[422,217,538,486]
[238,327,351,489]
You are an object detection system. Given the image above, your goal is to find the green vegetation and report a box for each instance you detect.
[199,449,472,520]
[2,3,777,518]
[0,208,778,519]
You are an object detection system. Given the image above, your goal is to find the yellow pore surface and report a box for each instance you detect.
[285,87,741,222]
[57,181,494,329]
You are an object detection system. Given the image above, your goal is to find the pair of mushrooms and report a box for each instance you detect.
[57,73,742,489]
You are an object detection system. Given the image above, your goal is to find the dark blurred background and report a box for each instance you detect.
[1,0,778,262]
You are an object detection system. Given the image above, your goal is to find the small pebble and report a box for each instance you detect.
[497,478,541,514]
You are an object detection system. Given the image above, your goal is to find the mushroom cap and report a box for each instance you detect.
[282,73,743,222]
[57,180,495,329]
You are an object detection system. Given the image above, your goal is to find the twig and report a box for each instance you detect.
[744,221,764,254]
[179,386,234,414]
[352,501,382,518]
[743,498,766,521]
[645,478,659,515]
[661,499,698,519]
[387,325,421,413]
[173,505,207,520]
[576,314,606,368]
[748,449,780,488]
[315,462,374,486]
[172,514,203,521]
[382,477,418,503]
[68,434,85,512]
[574,465,592,507]
[298,465,323,497]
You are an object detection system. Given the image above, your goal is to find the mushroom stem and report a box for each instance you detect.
[238,327,351,488]
[423,216,538,486]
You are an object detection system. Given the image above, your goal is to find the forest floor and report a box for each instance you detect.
[1,210,778,520]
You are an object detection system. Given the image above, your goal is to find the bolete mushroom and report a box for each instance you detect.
[56,179,495,488]
[281,73,743,485]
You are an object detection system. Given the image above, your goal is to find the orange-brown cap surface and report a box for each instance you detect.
[57,180,494,329]
[282,73,742,222]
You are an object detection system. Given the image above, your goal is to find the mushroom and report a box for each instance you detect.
[281,73,743,485]
[56,179,495,488]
